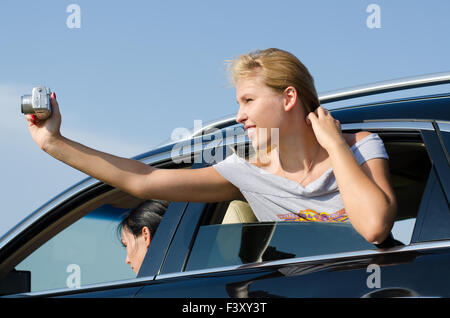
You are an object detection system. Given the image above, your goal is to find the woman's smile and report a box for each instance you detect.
[247,126,256,139]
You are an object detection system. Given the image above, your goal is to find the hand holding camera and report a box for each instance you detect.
[21,86,62,150]
[21,86,52,120]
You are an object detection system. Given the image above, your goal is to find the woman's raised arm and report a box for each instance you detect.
[25,93,241,203]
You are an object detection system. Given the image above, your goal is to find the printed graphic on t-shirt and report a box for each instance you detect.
[277,208,348,222]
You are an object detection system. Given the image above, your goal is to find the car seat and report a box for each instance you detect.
[222,200,258,224]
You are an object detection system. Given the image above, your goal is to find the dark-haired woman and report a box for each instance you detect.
[118,199,170,274]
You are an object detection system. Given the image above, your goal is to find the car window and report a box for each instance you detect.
[411,160,450,242]
[384,136,432,244]
[184,131,433,271]
[15,204,136,293]
[185,221,374,271]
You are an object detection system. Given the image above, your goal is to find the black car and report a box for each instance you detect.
[0,72,449,298]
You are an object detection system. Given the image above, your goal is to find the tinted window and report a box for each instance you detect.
[412,168,450,242]
[185,222,374,271]
[15,205,135,292]
[384,138,432,244]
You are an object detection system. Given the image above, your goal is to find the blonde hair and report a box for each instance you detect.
[227,48,320,114]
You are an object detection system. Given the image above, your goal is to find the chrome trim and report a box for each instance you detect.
[320,71,450,104]
[341,121,435,131]
[327,92,450,111]
[141,135,249,165]
[155,239,450,281]
[155,115,240,147]
[140,148,182,166]
[437,121,450,133]
[191,116,237,138]
[11,276,155,298]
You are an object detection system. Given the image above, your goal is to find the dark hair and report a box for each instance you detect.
[117,199,170,241]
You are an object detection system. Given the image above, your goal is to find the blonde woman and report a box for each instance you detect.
[25,48,397,244]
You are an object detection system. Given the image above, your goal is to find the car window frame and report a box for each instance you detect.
[436,121,450,166]
[424,121,450,199]
[410,121,450,242]
[156,120,447,279]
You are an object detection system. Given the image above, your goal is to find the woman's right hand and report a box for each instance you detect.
[25,92,62,150]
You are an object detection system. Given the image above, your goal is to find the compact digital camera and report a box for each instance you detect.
[21,86,52,120]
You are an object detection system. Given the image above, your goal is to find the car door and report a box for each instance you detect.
[135,120,450,298]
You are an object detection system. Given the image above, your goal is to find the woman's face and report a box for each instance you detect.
[235,74,286,151]
[121,226,151,274]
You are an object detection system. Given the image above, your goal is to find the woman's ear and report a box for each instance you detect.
[283,86,297,112]
[141,226,152,248]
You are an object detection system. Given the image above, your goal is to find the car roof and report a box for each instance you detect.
[331,93,450,124]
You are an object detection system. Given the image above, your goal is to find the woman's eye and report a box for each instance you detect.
[246,98,253,103]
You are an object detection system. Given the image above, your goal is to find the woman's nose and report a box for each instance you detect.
[125,255,131,265]
[236,106,247,124]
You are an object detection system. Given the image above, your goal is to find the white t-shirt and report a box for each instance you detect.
[213,133,389,222]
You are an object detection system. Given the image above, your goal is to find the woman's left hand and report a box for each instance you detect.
[306,106,346,152]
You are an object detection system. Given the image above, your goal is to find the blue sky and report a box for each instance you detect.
[1,0,450,237]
